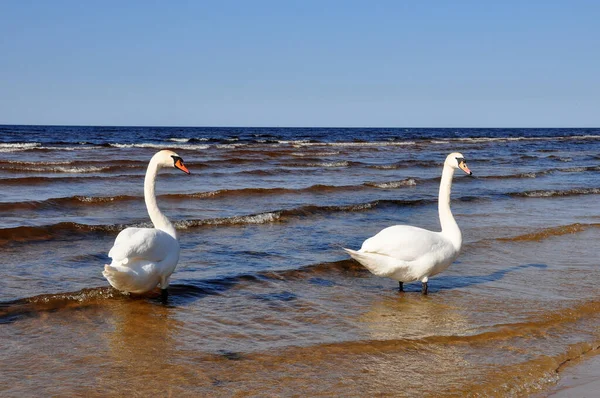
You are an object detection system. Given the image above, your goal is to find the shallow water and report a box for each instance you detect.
[1,126,600,396]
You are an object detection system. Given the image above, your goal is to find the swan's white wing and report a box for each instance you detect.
[360,225,446,261]
[108,227,178,263]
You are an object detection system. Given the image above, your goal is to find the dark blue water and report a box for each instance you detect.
[2,124,599,144]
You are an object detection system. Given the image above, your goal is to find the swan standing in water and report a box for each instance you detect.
[103,150,190,301]
[344,152,472,295]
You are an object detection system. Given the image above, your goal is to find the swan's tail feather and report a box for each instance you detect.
[103,264,137,293]
[343,248,406,278]
[103,259,160,294]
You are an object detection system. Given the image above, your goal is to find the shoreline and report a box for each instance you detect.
[546,348,600,397]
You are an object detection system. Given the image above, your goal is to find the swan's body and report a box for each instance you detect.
[103,150,190,298]
[344,152,472,294]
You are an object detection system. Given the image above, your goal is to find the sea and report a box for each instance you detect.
[1,125,600,397]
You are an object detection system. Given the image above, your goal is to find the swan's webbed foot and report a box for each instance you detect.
[160,288,169,303]
[398,282,404,292]
[421,282,428,295]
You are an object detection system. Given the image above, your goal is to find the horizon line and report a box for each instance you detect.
[1,123,599,129]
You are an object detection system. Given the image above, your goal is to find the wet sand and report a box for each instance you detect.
[547,350,600,397]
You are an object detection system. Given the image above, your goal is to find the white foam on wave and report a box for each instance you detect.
[4,160,72,165]
[290,141,417,148]
[521,188,600,197]
[111,143,209,150]
[519,172,538,178]
[168,137,209,142]
[0,143,41,152]
[51,166,108,173]
[431,135,600,144]
[215,143,246,149]
[17,165,108,173]
[366,178,417,189]
[176,212,281,228]
[561,166,600,173]
[370,164,401,170]
[291,151,340,157]
[277,140,312,145]
[307,161,350,168]
[40,146,104,151]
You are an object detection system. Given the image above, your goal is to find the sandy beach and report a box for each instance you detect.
[547,349,600,397]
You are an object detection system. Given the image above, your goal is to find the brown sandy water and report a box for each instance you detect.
[1,126,600,396]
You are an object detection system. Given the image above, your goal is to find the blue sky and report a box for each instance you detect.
[0,1,598,127]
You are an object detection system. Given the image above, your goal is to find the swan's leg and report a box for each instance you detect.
[421,276,429,295]
[160,288,169,303]
[160,276,170,303]
[398,281,404,292]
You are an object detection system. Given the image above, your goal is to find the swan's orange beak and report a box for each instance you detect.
[175,159,190,174]
[458,160,472,176]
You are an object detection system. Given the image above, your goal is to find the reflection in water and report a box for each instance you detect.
[98,301,192,396]
[360,294,469,340]
[432,263,548,292]
[354,294,471,394]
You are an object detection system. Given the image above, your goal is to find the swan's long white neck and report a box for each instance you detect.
[144,158,177,239]
[438,163,462,251]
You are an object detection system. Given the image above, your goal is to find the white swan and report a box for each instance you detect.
[344,152,472,294]
[103,150,190,300]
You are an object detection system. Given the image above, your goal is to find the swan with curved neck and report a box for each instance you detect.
[344,152,472,294]
[103,150,190,300]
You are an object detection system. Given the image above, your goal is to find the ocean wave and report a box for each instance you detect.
[2,134,600,154]
[270,134,600,148]
[166,137,210,143]
[307,161,350,168]
[0,143,41,152]
[0,222,126,246]
[110,143,210,150]
[22,165,110,173]
[290,151,340,157]
[177,212,282,228]
[0,161,146,175]
[289,141,417,148]
[283,160,365,168]
[428,134,600,144]
[0,174,141,186]
[215,143,247,149]
[369,163,404,170]
[481,171,551,180]
[0,183,391,212]
[0,195,138,211]
[175,202,385,229]
[0,199,439,245]
[0,160,76,166]
[0,259,360,318]
[170,184,357,200]
[364,178,417,188]
[512,187,600,198]
[481,165,600,180]
[37,145,105,151]
[560,165,600,173]
[497,223,600,242]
